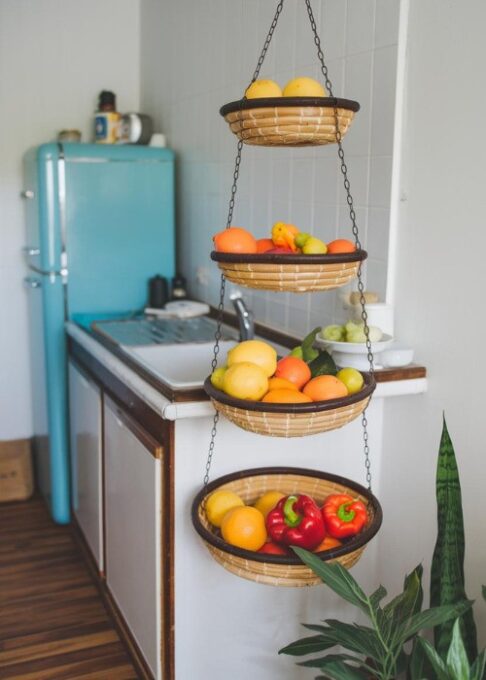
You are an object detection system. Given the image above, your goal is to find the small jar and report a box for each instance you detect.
[94,90,120,144]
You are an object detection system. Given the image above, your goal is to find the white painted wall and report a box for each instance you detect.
[0,0,140,439]
[380,0,486,640]
[140,0,400,334]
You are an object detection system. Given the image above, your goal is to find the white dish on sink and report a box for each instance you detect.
[122,341,236,389]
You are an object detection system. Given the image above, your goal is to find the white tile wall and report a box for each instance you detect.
[141,0,400,338]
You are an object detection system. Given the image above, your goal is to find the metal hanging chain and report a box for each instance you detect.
[247,0,286,89]
[203,138,245,488]
[305,0,374,490]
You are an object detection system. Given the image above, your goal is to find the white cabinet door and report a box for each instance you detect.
[104,397,162,679]
[69,361,103,569]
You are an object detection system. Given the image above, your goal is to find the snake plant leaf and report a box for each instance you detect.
[470,649,486,680]
[430,416,478,662]
[278,635,335,656]
[417,637,450,680]
[446,619,470,679]
[313,659,370,680]
[292,547,369,615]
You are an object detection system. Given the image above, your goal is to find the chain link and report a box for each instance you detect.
[305,0,374,490]
[247,0,286,89]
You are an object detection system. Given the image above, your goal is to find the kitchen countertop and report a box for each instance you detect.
[66,320,428,422]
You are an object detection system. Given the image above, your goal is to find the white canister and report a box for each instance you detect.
[352,302,394,336]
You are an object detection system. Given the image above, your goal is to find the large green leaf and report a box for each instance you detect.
[399,600,472,643]
[292,547,369,615]
[313,659,369,680]
[417,637,450,680]
[279,635,334,656]
[446,619,470,679]
[470,649,486,680]
[370,584,388,610]
[300,622,383,663]
[430,417,478,662]
[383,566,424,644]
[298,652,371,670]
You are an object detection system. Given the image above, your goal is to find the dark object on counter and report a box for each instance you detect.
[148,275,169,308]
[95,90,120,144]
[171,273,187,300]
[58,129,81,143]
[118,113,154,145]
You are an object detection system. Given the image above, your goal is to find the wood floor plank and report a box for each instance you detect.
[0,496,139,678]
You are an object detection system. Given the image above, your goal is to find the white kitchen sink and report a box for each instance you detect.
[122,341,237,389]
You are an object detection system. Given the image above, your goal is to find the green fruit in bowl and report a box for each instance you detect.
[294,232,311,249]
[289,346,304,359]
[302,237,327,254]
[336,367,364,395]
[322,324,345,342]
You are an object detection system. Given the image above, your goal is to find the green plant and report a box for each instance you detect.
[431,417,477,662]
[279,550,470,680]
[280,417,485,680]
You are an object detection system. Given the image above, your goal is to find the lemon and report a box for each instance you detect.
[210,366,227,390]
[206,490,244,528]
[302,236,327,254]
[223,362,269,401]
[246,79,282,99]
[254,491,285,519]
[283,77,327,97]
[227,340,277,377]
[336,367,364,395]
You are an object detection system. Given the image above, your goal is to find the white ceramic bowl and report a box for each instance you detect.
[315,333,394,354]
[380,346,414,368]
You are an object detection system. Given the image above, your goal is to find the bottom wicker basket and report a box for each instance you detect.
[192,467,382,587]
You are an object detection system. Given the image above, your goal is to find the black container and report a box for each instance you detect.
[148,275,168,308]
[171,273,187,300]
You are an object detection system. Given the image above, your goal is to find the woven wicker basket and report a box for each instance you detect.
[192,467,382,587]
[211,250,367,293]
[220,97,360,147]
[204,375,375,438]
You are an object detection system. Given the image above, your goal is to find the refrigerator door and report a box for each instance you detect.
[62,144,175,316]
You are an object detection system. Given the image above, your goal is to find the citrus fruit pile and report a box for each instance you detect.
[210,337,364,404]
[213,223,355,256]
[205,488,368,554]
[245,76,327,99]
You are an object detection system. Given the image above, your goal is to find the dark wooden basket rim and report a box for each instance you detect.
[220,97,360,117]
[191,466,383,565]
[211,249,367,266]
[204,373,375,414]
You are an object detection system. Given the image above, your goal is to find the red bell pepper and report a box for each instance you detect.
[322,494,368,539]
[266,494,325,550]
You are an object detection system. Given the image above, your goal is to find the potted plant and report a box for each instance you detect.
[279,418,485,680]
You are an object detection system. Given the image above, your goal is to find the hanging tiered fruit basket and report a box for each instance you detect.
[192,0,382,586]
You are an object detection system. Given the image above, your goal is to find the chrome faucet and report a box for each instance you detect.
[230,292,254,341]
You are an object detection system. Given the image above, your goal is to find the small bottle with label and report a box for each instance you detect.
[94,91,120,144]
[171,274,187,300]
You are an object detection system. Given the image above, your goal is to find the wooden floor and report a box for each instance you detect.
[0,496,139,679]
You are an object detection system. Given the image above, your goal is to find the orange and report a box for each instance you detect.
[221,506,267,551]
[303,375,348,401]
[275,356,311,390]
[314,536,342,553]
[267,377,299,392]
[213,227,257,254]
[256,238,275,253]
[262,389,312,403]
[327,239,356,254]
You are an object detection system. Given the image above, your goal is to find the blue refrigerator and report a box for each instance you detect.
[23,143,175,523]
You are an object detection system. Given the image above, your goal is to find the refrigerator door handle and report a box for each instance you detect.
[22,245,40,257]
[24,276,42,289]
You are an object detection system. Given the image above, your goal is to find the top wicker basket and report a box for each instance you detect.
[220,96,360,147]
